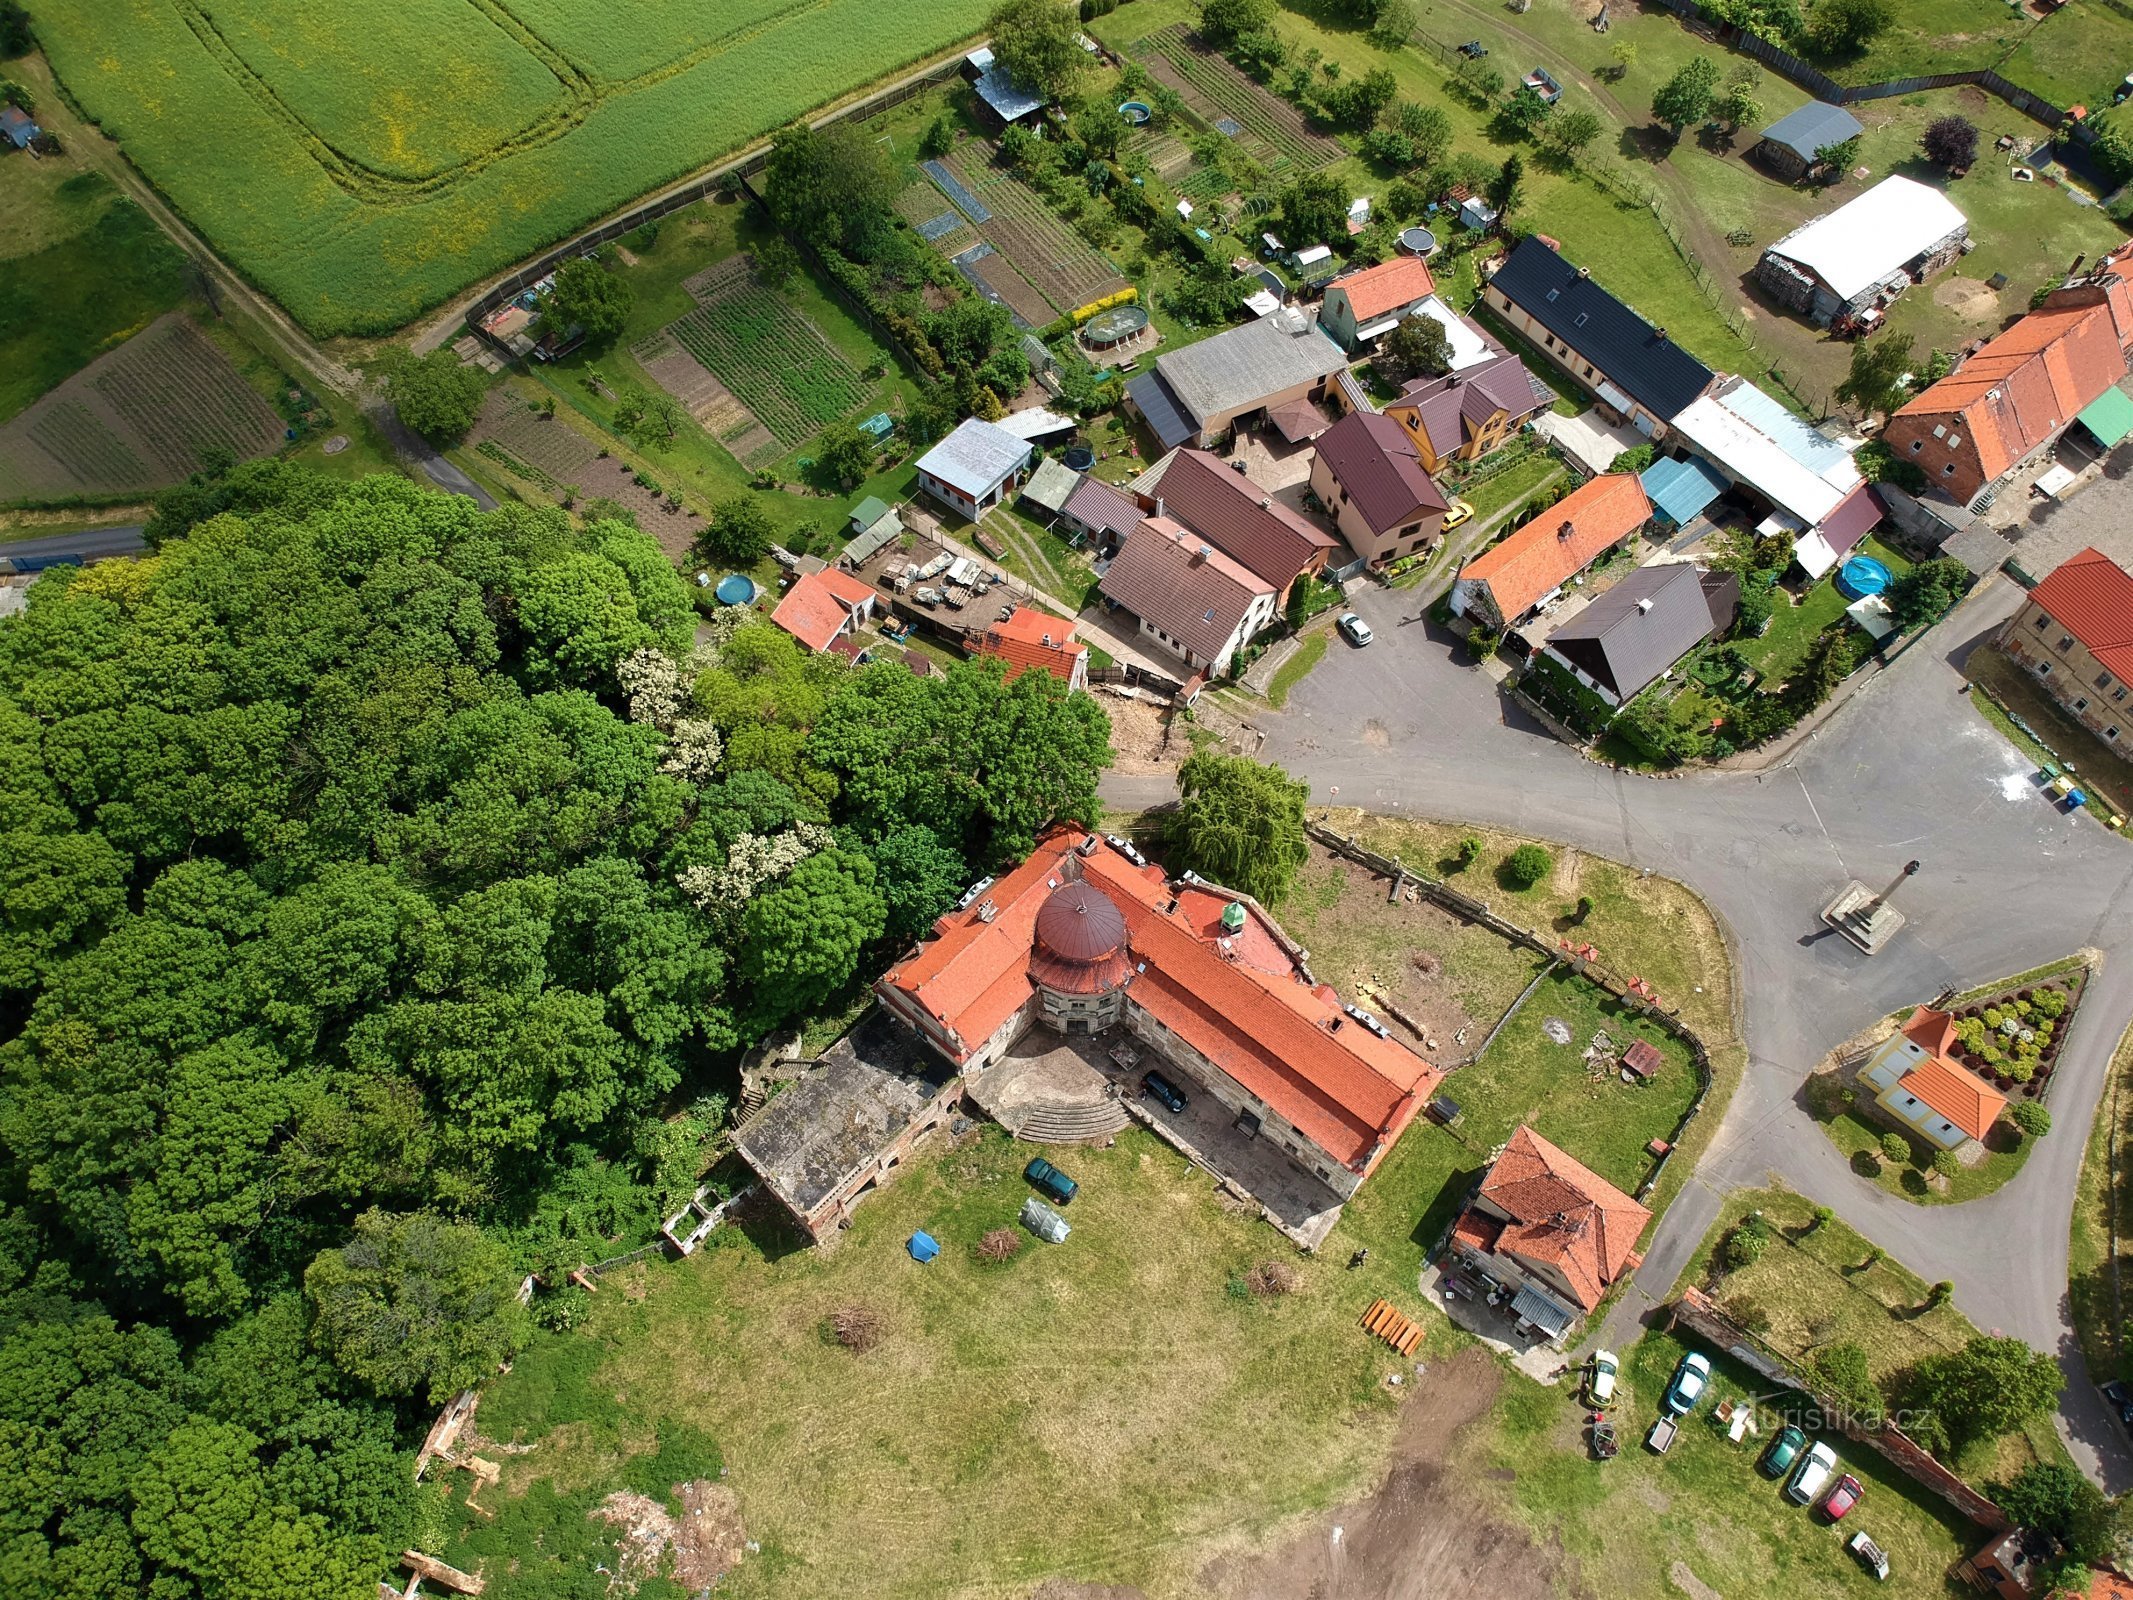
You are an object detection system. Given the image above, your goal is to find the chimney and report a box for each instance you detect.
[1259,496,1273,510]
[1155,495,1166,520]
[2072,251,2088,277]
[1577,265,1590,279]
[1655,327,1668,342]
[1557,519,1575,542]
[1636,597,1654,614]
[977,899,997,923]
[1193,544,1212,564]
[1040,632,1053,646]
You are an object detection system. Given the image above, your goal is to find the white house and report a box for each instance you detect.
[915,418,1033,519]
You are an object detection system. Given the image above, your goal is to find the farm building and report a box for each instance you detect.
[915,417,1033,518]
[1308,410,1451,569]
[733,1011,963,1240]
[1127,446,1336,599]
[1446,1125,1651,1345]
[1124,308,1348,451]
[1882,266,2133,508]
[1483,237,1714,436]
[1319,255,1437,353]
[1096,515,1276,676]
[998,406,1077,444]
[875,828,1443,1218]
[1755,175,1969,328]
[1449,472,1652,631]
[1537,561,1739,708]
[1058,475,1145,552]
[975,604,1089,690]
[1381,352,1552,472]
[1667,376,1878,576]
[771,568,878,653]
[1751,101,1862,181]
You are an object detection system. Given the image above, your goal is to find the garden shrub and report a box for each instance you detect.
[1723,1214,1771,1269]
[2012,1102,2052,1138]
[1879,1130,1911,1166]
[1930,1149,1960,1180]
[1456,836,1482,867]
[1502,843,1552,889]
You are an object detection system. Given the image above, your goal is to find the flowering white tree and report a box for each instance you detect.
[676,822,833,913]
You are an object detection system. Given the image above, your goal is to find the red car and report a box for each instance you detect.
[1822,1473,1864,1521]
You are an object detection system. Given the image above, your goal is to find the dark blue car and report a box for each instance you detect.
[1142,1070,1187,1113]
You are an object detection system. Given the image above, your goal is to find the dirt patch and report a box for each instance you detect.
[1306,851,1479,1056]
[589,1479,744,1593]
[1362,719,1390,748]
[1933,277,2001,322]
[1205,1346,1584,1599]
[1102,687,1181,776]
[1032,1585,1148,1600]
[1669,1559,1722,1600]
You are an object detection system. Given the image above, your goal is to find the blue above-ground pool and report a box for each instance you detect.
[1119,100,1152,124]
[1834,555,1891,600]
[715,573,756,606]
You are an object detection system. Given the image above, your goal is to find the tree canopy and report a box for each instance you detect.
[1651,57,1720,136]
[387,350,487,446]
[987,0,1087,102]
[1167,752,1311,906]
[1378,312,1455,383]
[1836,331,1914,422]
[1278,171,1352,249]
[536,256,634,348]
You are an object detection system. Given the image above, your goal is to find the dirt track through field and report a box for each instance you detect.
[1202,1346,1585,1600]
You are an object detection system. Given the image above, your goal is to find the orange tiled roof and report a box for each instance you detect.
[1334,255,1438,323]
[1475,1125,1651,1309]
[977,605,1088,684]
[770,568,875,652]
[2031,547,2133,680]
[1458,473,1651,620]
[877,828,1442,1172]
[1900,1056,2007,1142]
[1893,297,2129,482]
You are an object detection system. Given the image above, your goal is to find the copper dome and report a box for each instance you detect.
[1030,882,1134,995]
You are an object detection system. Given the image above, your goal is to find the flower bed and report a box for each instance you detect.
[1941,964,2089,1102]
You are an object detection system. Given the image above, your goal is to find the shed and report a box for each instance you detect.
[1021,454,1082,515]
[0,105,38,150]
[858,411,895,441]
[1753,102,1863,179]
[907,1230,941,1262]
[1620,1039,1665,1079]
[2078,385,2133,449]
[1460,197,1499,232]
[1640,454,1729,530]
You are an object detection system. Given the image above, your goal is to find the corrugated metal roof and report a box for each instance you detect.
[1761,175,1967,301]
[916,417,1032,499]
[1757,101,1863,162]
[1149,314,1348,429]
[1640,454,1728,526]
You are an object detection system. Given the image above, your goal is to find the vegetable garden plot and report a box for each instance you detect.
[665,272,870,450]
[1134,26,1344,175]
[470,392,703,558]
[939,146,1129,316]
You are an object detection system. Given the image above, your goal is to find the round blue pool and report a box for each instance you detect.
[1119,100,1152,125]
[715,573,756,606]
[1834,556,1891,600]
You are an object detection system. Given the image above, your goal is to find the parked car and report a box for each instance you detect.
[1024,1156,1078,1206]
[1142,1070,1187,1113]
[1337,612,1374,647]
[1587,1350,1619,1406]
[2101,1379,2133,1429]
[1787,1441,1838,1505]
[1822,1473,1863,1521]
[1441,497,1475,532]
[1759,1424,1806,1479]
[1847,1529,1890,1581]
[1662,1351,1711,1415]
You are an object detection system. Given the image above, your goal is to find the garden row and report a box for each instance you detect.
[1135,24,1343,174]
[667,284,872,448]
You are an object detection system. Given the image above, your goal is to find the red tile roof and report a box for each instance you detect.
[1892,294,2130,482]
[1895,1006,2006,1142]
[770,568,875,652]
[877,828,1443,1173]
[1458,473,1651,621]
[1472,1126,1651,1309]
[1144,448,1337,591]
[977,605,1087,685]
[1315,410,1449,536]
[1333,255,1438,323]
[1098,515,1272,664]
[2030,547,2133,680]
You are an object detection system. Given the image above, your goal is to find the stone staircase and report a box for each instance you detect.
[1007,1095,1132,1144]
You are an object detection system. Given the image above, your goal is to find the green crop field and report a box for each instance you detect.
[35,0,991,337]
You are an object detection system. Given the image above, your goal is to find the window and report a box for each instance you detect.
[2075,697,2090,712]
[2098,673,2115,691]
[2035,614,2051,631]
[2110,727,2123,742]
[1910,439,1923,453]
[1932,423,1946,438]
[2116,687,2128,703]
[2060,635,2076,652]
[1942,464,1956,475]
[1949,433,1962,449]
[2037,661,2053,677]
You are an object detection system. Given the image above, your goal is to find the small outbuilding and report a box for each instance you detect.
[1752,101,1863,181]
[0,105,39,151]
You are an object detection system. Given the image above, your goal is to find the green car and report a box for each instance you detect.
[1024,1156,1078,1206]
[1760,1424,1806,1479]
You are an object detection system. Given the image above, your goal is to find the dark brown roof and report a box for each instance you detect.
[1146,448,1337,590]
[1097,515,1273,662]
[1062,475,1145,540]
[1391,354,1551,459]
[1314,411,1449,537]
[1035,881,1127,962]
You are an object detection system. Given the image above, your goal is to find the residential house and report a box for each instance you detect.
[1998,545,2133,750]
[1667,375,1880,576]
[1309,410,1450,568]
[1096,515,1277,675]
[770,567,878,653]
[1449,471,1653,631]
[1382,353,1553,471]
[1483,237,1716,436]
[1755,175,1969,327]
[876,828,1444,1205]
[1538,561,1739,709]
[976,604,1090,691]
[1128,446,1337,599]
[1857,1006,2007,1153]
[1319,255,1438,353]
[915,417,1033,518]
[1059,474,1145,553]
[1751,101,1863,181]
[1881,270,2133,508]
[1446,1125,1652,1345]
[1125,308,1350,452]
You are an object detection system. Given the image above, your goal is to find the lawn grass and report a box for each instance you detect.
[1458,454,1563,524]
[1460,1326,1979,1600]
[1999,1,2133,115]
[1735,536,1912,683]
[1690,1186,2071,1484]
[2070,1019,2133,1387]
[1266,629,1327,708]
[1810,1095,2037,1206]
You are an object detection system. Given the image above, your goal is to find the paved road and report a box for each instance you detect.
[1110,567,2133,1486]
[369,405,498,510]
[0,525,149,564]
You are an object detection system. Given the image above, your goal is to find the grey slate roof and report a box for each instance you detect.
[1758,102,1863,163]
[1149,312,1349,431]
[1489,238,1715,421]
[1541,562,1737,703]
[916,417,1033,499]
[1127,371,1200,452]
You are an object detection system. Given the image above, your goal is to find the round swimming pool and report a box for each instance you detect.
[1834,556,1891,600]
[715,573,756,606]
[1119,100,1152,125]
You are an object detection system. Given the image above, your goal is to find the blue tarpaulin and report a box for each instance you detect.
[1641,454,1729,529]
[907,1230,940,1262]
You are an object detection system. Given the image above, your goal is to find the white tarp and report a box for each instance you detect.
[2034,462,2080,499]
[1846,593,1895,640]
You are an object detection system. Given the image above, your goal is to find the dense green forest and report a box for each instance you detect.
[0,467,1110,1597]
